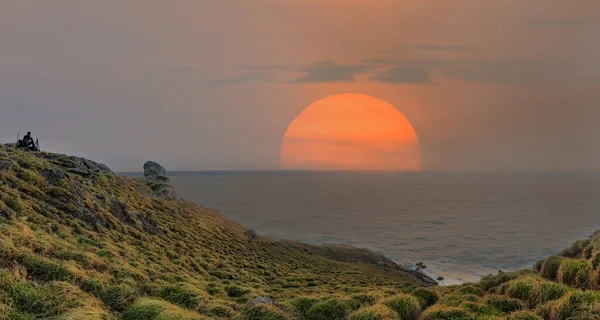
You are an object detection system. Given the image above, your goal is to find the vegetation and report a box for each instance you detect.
[2,144,600,319]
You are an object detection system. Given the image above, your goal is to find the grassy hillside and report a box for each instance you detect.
[0,144,599,320]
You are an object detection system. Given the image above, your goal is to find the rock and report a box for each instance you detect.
[0,160,15,172]
[110,197,129,223]
[143,161,167,180]
[97,163,111,172]
[41,167,67,186]
[143,161,177,201]
[47,155,112,177]
[128,211,160,235]
[95,193,107,209]
[76,208,111,230]
[248,297,275,307]
[246,229,258,241]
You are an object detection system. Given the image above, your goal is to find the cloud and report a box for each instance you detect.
[212,71,275,86]
[239,64,288,71]
[292,61,370,83]
[370,64,433,84]
[440,59,599,84]
[411,44,484,52]
[530,18,600,28]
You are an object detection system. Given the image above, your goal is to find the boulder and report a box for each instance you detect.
[143,161,177,201]
[41,167,67,186]
[0,160,14,172]
[248,297,275,307]
[143,161,167,180]
[245,229,258,241]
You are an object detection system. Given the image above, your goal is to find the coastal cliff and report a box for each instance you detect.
[0,144,432,319]
[1,144,600,319]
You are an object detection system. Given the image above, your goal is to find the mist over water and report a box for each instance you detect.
[167,171,600,284]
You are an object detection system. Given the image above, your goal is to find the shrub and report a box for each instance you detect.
[225,285,249,297]
[81,278,104,294]
[460,300,502,317]
[584,245,594,260]
[480,272,518,291]
[3,196,22,213]
[159,284,207,311]
[547,291,600,320]
[558,240,585,258]
[537,282,569,304]
[540,256,562,281]
[100,284,139,312]
[590,252,600,270]
[505,278,538,306]
[411,288,438,309]
[122,298,203,320]
[306,299,351,320]
[483,295,524,313]
[351,294,378,307]
[241,304,288,320]
[533,259,545,272]
[505,310,542,320]
[209,305,234,318]
[383,294,421,320]
[419,305,472,320]
[455,284,485,296]
[348,304,396,320]
[439,294,480,307]
[0,278,81,318]
[18,255,74,282]
[288,297,318,319]
[557,259,590,288]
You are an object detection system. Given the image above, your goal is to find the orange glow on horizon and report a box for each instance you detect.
[281,93,421,171]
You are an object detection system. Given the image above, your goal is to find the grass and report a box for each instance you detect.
[158,284,207,311]
[122,298,204,320]
[0,146,431,319]
[4,145,600,319]
[383,294,420,319]
[305,299,351,320]
[348,304,397,320]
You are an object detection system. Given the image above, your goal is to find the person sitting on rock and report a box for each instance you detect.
[20,132,37,151]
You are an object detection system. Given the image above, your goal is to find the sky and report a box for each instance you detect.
[1,0,599,171]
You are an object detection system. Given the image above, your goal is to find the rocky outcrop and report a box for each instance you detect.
[0,160,15,172]
[41,167,67,186]
[143,161,177,201]
[109,196,160,234]
[42,153,112,178]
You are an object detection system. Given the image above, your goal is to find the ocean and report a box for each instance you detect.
[164,171,600,284]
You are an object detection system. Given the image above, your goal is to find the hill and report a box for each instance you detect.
[0,145,433,319]
[1,144,599,320]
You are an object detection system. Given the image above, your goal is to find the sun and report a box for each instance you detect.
[280,93,421,171]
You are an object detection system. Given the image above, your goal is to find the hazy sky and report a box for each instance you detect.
[1,0,599,171]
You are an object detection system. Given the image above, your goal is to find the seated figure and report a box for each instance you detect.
[18,131,38,151]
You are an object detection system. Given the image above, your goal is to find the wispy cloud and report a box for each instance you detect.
[440,59,599,84]
[529,18,600,28]
[411,44,484,52]
[370,64,433,84]
[292,61,370,83]
[212,71,275,86]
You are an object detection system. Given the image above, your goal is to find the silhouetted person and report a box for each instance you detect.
[20,131,37,151]
[23,132,33,144]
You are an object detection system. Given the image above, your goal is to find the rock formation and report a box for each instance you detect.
[143,161,177,201]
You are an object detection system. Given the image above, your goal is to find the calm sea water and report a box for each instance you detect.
[164,171,600,284]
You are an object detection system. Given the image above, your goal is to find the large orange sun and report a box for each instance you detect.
[281,93,421,171]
